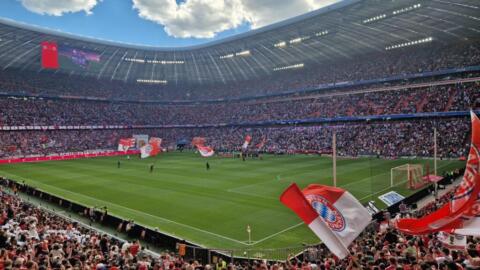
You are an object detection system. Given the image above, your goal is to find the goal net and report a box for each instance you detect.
[390,164,424,189]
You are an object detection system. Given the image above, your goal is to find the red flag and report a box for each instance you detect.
[41,41,59,69]
[140,138,162,158]
[395,111,480,235]
[192,137,206,147]
[242,135,252,150]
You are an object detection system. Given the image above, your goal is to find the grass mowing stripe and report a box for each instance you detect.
[0,171,250,245]
[0,153,464,250]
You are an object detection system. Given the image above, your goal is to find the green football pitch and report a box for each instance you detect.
[0,152,464,251]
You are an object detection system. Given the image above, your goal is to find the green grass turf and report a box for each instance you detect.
[0,152,465,253]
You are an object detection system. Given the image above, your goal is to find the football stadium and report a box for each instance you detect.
[0,0,479,268]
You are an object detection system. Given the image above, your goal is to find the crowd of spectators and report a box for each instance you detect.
[0,42,478,101]
[296,187,480,270]
[0,181,179,270]
[0,82,478,127]
[0,118,470,159]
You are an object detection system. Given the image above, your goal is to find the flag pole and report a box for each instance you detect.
[434,127,438,199]
[333,131,337,187]
[434,128,437,176]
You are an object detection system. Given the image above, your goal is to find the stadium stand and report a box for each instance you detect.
[0,118,470,159]
[0,79,479,126]
[0,0,480,267]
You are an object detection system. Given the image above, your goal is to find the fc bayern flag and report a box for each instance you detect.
[280,183,371,259]
[197,145,215,157]
[395,111,480,235]
[41,41,59,69]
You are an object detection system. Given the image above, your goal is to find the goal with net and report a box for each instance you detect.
[390,164,425,189]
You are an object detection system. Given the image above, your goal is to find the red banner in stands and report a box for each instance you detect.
[0,150,140,164]
[41,41,59,69]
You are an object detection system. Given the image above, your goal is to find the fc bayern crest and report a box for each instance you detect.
[144,145,152,153]
[453,145,479,205]
[305,194,346,232]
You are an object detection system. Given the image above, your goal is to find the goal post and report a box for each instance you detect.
[390,164,424,189]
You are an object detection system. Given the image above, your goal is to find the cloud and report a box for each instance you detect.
[132,0,340,38]
[19,0,100,16]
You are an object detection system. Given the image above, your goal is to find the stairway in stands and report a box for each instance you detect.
[444,87,457,112]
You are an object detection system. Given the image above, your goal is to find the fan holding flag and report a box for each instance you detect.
[280,183,371,259]
[241,135,252,160]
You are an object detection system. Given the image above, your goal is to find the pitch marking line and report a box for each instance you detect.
[0,171,301,247]
[249,222,304,245]
[357,163,451,201]
[227,189,277,200]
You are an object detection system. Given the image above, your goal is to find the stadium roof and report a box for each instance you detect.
[0,0,478,85]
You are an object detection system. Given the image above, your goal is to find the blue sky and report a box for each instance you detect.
[0,0,339,47]
[0,0,251,47]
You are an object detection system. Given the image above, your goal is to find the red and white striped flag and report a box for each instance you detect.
[280,183,371,259]
[118,138,135,152]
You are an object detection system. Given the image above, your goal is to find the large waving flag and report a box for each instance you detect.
[197,145,215,157]
[149,137,162,147]
[395,111,480,235]
[140,137,162,158]
[192,136,214,157]
[445,185,480,236]
[192,137,206,147]
[280,184,371,259]
[118,138,135,152]
[438,232,467,249]
[242,135,252,150]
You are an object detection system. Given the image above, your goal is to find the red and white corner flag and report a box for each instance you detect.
[280,183,371,259]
